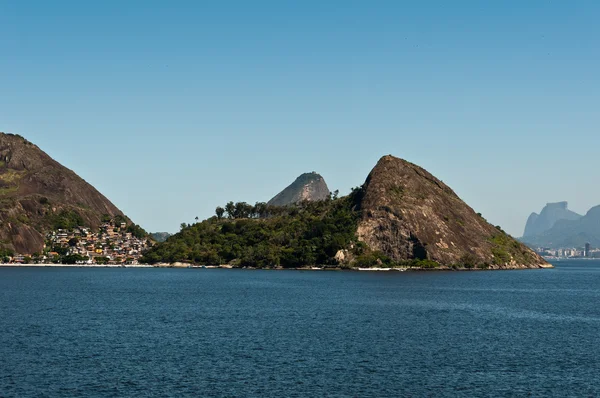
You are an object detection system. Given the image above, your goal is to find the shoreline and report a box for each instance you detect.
[0,263,153,268]
[0,263,553,271]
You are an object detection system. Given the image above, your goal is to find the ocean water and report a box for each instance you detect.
[1,261,599,397]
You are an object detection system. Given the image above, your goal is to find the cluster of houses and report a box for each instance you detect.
[7,220,152,265]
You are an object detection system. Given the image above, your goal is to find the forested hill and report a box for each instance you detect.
[141,194,362,267]
[142,155,549,270]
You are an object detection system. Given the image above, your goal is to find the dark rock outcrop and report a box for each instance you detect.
[356,155,549,268]
[523,202,581,237]
[268,172,330,207]
[0,133,128,254]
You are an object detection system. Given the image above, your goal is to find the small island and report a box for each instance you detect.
[141,156,550,270]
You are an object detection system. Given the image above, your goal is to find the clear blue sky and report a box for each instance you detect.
[1,1,598,236]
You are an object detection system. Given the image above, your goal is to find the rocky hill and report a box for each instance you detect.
[143,155,549,269]
[267,172,330,206]
[523,202,581,237]
[521,205,600,248]
[0,133,128,254]
[356,156,548,268]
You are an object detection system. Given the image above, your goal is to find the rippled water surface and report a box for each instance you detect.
[1,261,599,397]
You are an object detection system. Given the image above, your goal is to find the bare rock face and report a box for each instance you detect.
[0,133,127,254]
[268,172,330,207]
[356,155,549,268]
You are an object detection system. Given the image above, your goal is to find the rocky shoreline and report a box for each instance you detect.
[0,262,553,270]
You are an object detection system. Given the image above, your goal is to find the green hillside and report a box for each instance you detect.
[141,193,362,268]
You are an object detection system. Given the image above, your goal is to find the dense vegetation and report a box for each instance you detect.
[489,231,539,266]
[47,209,85,230]
[0,247,14,263]
[141,189,448,269]
[141,185,532,270]
[142,191,366,268]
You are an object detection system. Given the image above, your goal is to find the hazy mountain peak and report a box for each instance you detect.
[523,201,582,237]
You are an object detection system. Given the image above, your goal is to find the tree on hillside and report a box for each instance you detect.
[233,202,253,219]
[0,247,14,263]
[215,207,225,219]
[254,202,268,218]
[126,224,148,238]
[225,202,235,219]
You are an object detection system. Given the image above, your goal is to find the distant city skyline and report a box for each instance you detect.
[536,242,599,260]
[2,1,599,236]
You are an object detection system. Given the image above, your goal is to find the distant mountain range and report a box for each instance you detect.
[523,202,582,237]
[521,202,600,248]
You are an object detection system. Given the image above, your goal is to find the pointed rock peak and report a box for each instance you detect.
[357,154,548,268]
[295,172,325,184]
[376,154,419,169]
[268,172,330,207]
[363,155,458,204]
